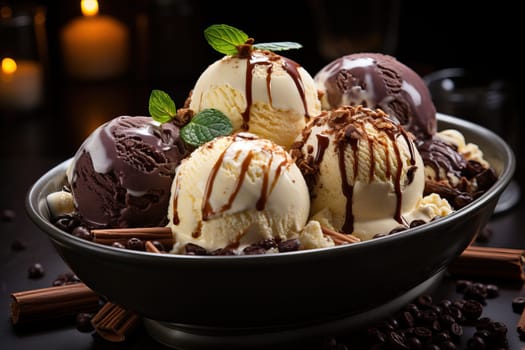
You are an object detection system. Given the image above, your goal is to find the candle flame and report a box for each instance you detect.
[81,0,98,17]
[1,57,17,75]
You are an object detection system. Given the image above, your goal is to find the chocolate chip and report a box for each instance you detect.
[278,238,300,252]
[76,313,94,332]
[409,219,426,228]
[1,208,16,222]
[28,263,45,279]
[184,243,208,255]
[512,297,525,313]
[243,246,267,255]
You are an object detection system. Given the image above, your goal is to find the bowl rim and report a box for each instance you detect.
[26,113,516,264]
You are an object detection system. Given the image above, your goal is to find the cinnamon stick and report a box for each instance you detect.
[145,240,162,253]
[91,302,140,342]
[321,226,361,245]
[92,227,174,249]
[448,245,525,282]
[10,283,100,325]
[517,306,525,339]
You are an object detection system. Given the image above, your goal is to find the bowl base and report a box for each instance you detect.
[143,271,444,349]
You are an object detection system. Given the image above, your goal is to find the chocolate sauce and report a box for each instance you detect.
[317,53,437,139]
[299,107,417,233]
[241,51,311,131]
[171,134,290,231]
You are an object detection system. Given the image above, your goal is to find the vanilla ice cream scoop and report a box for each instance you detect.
[292,106,452,240]
[168,132,311,254]
[189,49,321,149]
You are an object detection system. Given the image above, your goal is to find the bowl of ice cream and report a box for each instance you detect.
[24,27,516,347]
[26,112,514,330]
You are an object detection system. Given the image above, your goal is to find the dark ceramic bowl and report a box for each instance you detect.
[26,114,515,343]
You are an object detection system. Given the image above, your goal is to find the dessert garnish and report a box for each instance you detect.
[149,89,233,147]
[204,23,302,56]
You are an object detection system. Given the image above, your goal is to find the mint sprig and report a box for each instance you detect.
[148,89,233,147]
[149,90,176,123]
[181,108,233,147]
[204,24,249,55]
[204,24,302,55]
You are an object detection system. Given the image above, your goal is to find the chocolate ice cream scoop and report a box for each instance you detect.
[314,53,437,139]
[67,116,188,229]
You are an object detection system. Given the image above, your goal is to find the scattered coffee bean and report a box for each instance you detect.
[52,272,81,286]
[72,226,92,241]
[126,237,145,251]
[278,238,300,252]
[462,300,483,321]
[184,243,208,255]
[28,263,45,279]
[76,313,94,332]
[112,241,126,249]
[513,297,525,313]
[1,208,16,222]
[456,279,473,293]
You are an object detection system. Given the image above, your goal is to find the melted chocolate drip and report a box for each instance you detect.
[241,51,311,130]
[294,107,417,234]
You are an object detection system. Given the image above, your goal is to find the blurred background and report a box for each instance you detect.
[0,0,522,177]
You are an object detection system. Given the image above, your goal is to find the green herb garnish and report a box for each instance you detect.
[149,89,176,123]
[181,108,233,147]
[204,24,302,56]
[148,89,233,147]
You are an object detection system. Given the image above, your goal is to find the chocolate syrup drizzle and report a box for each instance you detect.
[241,51,310,130]
[171,133,291,238]
[299,107,417,234]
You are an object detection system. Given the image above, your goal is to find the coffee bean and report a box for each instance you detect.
[126,237,145,251]
[278,238,300,252]
[462,300,483,321]
[72,226,92,241]
[439,340,457,350]
[184,243,208,255]
[486,284,499,298]
[416,295,433,309]
[386,331,408,349]
[76,313,94,332]
[112,241,126,249]
[466,335,486,349]
[456,280,472,293]
[28,263,45,279]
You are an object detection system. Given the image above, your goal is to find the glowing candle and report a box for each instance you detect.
[0,57,43,110]
[60,0,129,80]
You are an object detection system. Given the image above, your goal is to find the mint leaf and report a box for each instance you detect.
[254,42,303,51]
[181,108,233,147]
[204,24,249,55]
[149,90,176,123]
